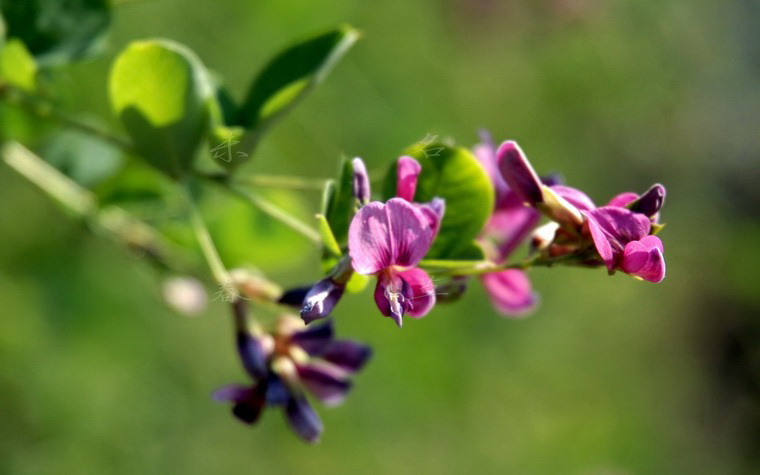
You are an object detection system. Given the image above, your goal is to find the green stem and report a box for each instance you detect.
[235,174,327,191]
[2,141,200,277]
[182,183,230,285]
[227,185,322,244]
[423,252,589,277]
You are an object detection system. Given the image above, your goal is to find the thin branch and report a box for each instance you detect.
[234,173,328,191]
[226,185,322,244]
[181,183,230,286]
[0,82,134,153]
[2,141,200,278]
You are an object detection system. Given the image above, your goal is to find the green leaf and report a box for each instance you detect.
[109,39,214,179]
[231,25,359,162]
[403,144,494,260]
[0,0,110,65]
[0,39,37,92]
[316,214,342,258]
[43,129,123,187]
[324,157,355,246]
[206,189,312,271]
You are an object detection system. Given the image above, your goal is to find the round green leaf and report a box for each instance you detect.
[404,144,495,260]
[109,39,214,179]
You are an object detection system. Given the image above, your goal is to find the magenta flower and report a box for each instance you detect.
[348,198,438,327]
[213,316,371,443]
[584,207,666,283]
[496,139,667,283]
[474,135,540,316]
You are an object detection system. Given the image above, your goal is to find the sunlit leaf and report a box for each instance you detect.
[227,25,359,165]
[109,39,214,179]
[0,39,36,92]
[400,143,494,260]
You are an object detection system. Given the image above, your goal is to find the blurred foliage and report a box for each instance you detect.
[1,0,759,474]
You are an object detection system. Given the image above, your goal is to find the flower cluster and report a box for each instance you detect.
[225,133,667,442]
[214,305,371,443]
[291,135,667,328]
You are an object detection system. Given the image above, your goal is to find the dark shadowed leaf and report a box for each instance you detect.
[0,0,110,65]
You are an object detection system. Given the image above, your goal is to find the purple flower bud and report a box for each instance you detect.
[300,278,345,323]
[629,184,666,218]
[352,157,371,205]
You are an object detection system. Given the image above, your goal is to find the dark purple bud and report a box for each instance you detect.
[629,184,666,218]
[352,157,371,205]
[434,276,469,303]
[300,278,345,323]
[297,362,352,406]
[285,395,323,444]
[497,141,544,205]
[291,319,335,356]
[278,286,311,307]
[322,340,372,373]
[236,332,268,380]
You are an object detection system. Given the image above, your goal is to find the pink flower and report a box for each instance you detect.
[348,198,437,327]
[496,139,667,283]
[474,135,540,317]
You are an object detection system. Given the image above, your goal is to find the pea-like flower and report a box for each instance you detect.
[348,197,438,327]
[213,315,371,443]
[497,140,667,283]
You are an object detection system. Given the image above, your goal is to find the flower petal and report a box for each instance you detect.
[396,155,422,202]
[481,270,538,317]
[300,278,345,323]
[297,361,352,406]
[212,384,251,403]
[415,197,446,238]
[607,191,638,208]
[373,278,396,324]
[291,319,334,356]
[284,395,323,444]
[214,383,267,425]
[484,203,540,262]
[398,267,436,318]
[237,332,269,380]
[584,207,652,270]
[621,236,666,283]
[497,141,544,206]
[551,185,596,211]
[349,198,434,274]
[322,340,373,373]
[474,139,510,206]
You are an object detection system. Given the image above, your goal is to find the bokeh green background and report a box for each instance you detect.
[2,0,759,473]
